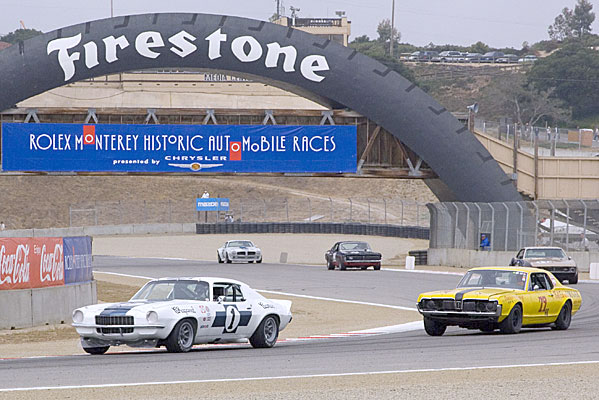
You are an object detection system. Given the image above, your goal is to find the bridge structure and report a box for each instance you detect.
[0,13,523,203]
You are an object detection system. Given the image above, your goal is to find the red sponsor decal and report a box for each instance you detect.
[0,238,64,290]
[83,125,95,145]
[229,141,242,161]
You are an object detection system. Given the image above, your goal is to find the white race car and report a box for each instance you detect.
[217,240,262,263]
[72,277,292,354]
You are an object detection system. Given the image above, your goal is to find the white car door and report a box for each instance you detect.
[204,282,255,339]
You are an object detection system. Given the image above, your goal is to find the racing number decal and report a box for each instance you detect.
[538,296,548,313]
[224,305,241,333]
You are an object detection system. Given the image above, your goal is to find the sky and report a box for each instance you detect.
[1,0,599,49]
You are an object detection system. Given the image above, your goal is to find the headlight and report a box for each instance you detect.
[72,310,84,323]
[146,311,158,324]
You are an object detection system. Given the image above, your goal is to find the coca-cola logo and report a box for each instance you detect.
[39,243,64,283]
[0,244,31,286]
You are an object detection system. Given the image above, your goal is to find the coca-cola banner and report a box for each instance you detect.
[0,237,65,290]
[63,236,92,284]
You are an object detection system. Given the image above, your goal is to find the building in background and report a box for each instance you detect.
[274,16,351,47]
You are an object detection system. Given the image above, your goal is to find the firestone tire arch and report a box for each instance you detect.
[0,13,522,202]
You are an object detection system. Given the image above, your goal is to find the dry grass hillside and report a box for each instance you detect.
[0,175,437,229]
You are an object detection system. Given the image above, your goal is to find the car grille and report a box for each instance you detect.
[345,255,381,261]
[420,299,496,312]
[95,315,134,334]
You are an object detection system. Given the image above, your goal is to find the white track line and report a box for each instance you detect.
[2,360,599,392]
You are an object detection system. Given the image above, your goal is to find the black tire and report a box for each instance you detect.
[249,315,279,348]
[569,274,578,284]
[226,254,232,263]
[499,304,522,334]
[554,302,572,330]
[374,264,381,271]
[217,252,224,263]
[479,324,495,333]
[361,266,367,270]
[256,258,262,264]
[249,260,254,263]
[327,260,335,270]
[338,258,346,271]
[423,317,447,336]
[83,346,109,355]
[165,319,195,353]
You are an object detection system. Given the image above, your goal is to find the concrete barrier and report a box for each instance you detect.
[428,248,598,272]
[590,263,599,280]
[0,281,96,330]
[0,223,198,238]
[405,256,415,270]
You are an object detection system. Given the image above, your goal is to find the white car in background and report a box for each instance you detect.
[72,277,292,354]
[218,240,262,263]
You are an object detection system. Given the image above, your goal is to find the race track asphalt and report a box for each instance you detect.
[1,256,598,390]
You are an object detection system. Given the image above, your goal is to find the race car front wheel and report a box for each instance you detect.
[166,319,195,353]
[250,315,279,348]
[499,304,522,334]
[553,301,572,330]
[217,252,224,263]
[423,317,446,336]
[83,346,109,355]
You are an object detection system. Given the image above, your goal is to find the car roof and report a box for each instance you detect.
[150,277,248,286]
[468,266,551,274]
[521,246,563,250]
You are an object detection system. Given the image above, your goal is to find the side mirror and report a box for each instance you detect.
[533,284,540,291]
[568,256,572,260]
[217,296,225,304]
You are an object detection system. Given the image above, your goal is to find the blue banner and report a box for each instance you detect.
[63,236,93,284]
[196,198,230,211]
[1,123,357,173]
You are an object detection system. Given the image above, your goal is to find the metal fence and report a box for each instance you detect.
[474,118,599,157]
[69,197,430,228]
[428,200,599,253]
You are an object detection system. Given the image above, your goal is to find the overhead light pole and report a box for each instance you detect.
[390,0,395,57]
[110,0,114,18]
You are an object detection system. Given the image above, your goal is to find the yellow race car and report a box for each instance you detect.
[417,266,582,336]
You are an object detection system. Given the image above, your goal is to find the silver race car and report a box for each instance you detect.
[217,240,262,263]
[72,277,292,354]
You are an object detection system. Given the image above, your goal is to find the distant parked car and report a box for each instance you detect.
[480,51,505,63]
[518,55,538,63]
[218,240,262,263]
[408,50,438,62]
[496,54,519,63]
[464,52,483,63]
[509,246,578,284]
[431,50,463,62]
[325,241,382,270]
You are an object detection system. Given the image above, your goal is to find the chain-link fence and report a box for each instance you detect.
[474,118,599,156]
[69,197,430,228]
[428,200,599,253]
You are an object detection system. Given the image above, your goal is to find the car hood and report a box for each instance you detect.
[338,250,381,256]
[418,287,519,301]
[227,246,260,251]
[79,300,209,315]
[527,258,576,267]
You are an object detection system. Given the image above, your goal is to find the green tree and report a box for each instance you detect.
[548,0,595,40]
[0,28,43,44]
[349,37,415,82]
[377,19,400,44]
[528,43,599,118]
[468,41,489,54]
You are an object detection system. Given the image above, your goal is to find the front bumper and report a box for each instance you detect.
[343,261,381,267]
[228,253,261,262]
[73,323,166,344]
[418,305,503,326]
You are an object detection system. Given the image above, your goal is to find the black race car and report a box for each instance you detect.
[325,241,382,271]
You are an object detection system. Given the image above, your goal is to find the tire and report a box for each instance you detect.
[226,253,232,264]
[165,319,195,353]
[569,274,578,284]
[554,302,572,330]
[257,258,262,264]
[361,266,367,270]
[338,258,346,271]
[479,324,495,333]
[327,260,335,270]
[374,264,381,271]
[249,260,254,263]
[217,252,224,263]
[249,315,279,348]
[423,317,446,336]
[499,304,522,334]
[83,346,109,355]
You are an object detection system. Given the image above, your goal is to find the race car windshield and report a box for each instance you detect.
[339,242,371,251]
[228,241,254,247]
[524,248,566,258]
[130,280,210,301]
[457,270,527,290]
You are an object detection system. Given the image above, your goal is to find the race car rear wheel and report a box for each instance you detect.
[423,317,446,336]
[554,301,572,330]
[166,319,195,353]
[499,304,522,334]
[83,346,109,355]
[250,315,279,348]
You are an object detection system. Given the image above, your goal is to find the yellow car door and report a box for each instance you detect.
[524,272,560,324]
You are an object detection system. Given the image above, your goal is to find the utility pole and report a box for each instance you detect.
[275,0,280,20]
[390,0,395,57]
[110,0,114,18]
